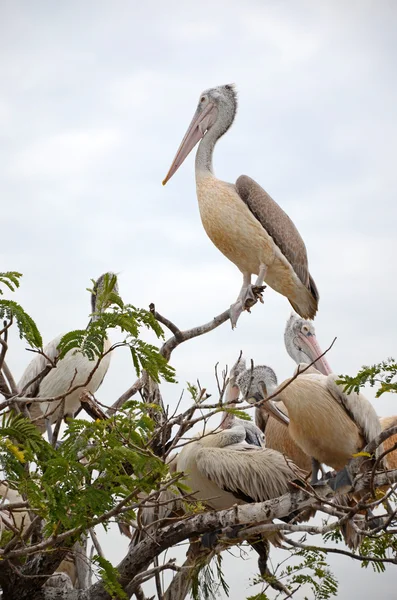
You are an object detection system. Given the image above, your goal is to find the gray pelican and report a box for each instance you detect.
[219,356,265,447]
[163,85,319,327]
[255,314,332,473]
[237,364,381,485]
[175,421,304,588]
[175,422,303,511]
[18,273,116,441]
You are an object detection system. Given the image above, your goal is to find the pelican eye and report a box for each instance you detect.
[201,96,206,102]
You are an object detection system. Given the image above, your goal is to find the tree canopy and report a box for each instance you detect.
[0,272,396,600]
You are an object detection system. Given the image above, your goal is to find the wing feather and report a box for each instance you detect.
[196,446,302,502]
[235,175,311,289]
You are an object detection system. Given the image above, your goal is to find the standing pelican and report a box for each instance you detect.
[237,364,381,485]
[163,85,319,327]
[18,273,117,440]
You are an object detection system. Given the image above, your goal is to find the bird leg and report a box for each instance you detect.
[310,458,321,485]
[229,270,267,328]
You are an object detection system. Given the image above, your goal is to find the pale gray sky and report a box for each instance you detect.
[1,1,397,598]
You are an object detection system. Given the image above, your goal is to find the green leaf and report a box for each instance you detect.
[0,299,42,348]
[93,555,128,599]
[0,272,22,294]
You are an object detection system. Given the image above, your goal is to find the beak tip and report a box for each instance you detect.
[162,179,167,186]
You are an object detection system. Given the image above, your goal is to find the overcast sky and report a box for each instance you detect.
[1,1,397,598]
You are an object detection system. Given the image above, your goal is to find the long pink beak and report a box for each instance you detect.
[299,332,332,375]
[162,102,216,185]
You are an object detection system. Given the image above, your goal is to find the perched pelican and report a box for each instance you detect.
[237,364,381,485]
[284,314,395,473]
[175,423,303,511]
[18,273,116,440]
[163,85,319,327]
[255,314,332,473]
[175,421,304,586]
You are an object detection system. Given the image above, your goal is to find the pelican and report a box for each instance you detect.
[379,416,397,470]
[163,85,319,327]
[219,356,265,447]
[175,421,304,586]
[255,314,332,473]
[18,273,116,440]
[284,314,395,473]
[236,364,381,486]
[175,422,303,511]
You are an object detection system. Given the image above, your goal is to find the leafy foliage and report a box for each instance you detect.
[0,300,43,348]
[57,276,175,383]
[338,358,397,397]
[192,555,230,600]
[93,555,128,599]
[359,534,397,573]
[0,272,22,294]
[0,403,168,535]
[0,272,42,348]
[249,547,338,600]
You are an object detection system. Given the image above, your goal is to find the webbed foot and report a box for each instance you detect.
[328,466,353,492]
[229,285,266,328]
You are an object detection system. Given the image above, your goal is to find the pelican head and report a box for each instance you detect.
[91,272,119,314]
[163,84,238,185]
[284,313,332,376]
[237,365,289,426]
[236,365,278,404]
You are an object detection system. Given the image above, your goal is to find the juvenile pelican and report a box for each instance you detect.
[237,364,381,485]
[175,422,303,511]
[163,85,319,327]
[175,421,304,585]
[18,273,117,440]
[256,315,332,473]
[219,356,265,447]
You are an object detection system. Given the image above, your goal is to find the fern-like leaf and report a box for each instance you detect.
[0,299,42,348]
[0,271,22,294]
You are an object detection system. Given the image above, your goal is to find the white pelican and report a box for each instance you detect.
[237,364,381,486]
[163,85,319,327]
[18,273,116,440]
